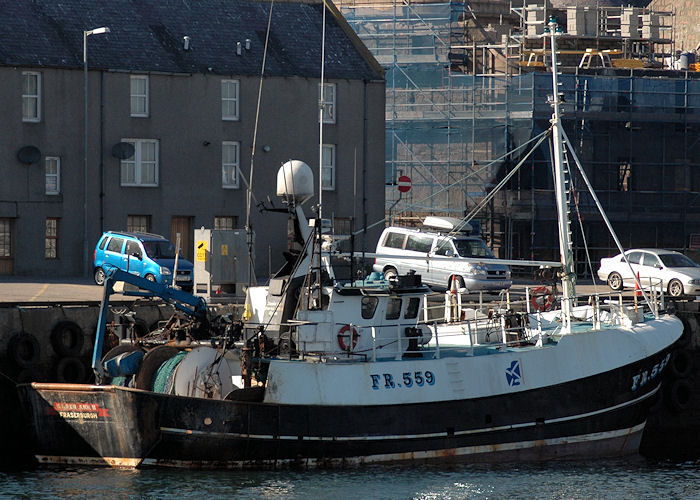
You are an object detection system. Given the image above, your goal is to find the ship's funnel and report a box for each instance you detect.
[277,160,314,204]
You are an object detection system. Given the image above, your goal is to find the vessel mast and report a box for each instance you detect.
[547,18,576,328]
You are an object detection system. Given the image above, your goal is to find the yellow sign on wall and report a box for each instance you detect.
[196,240,208,262]
[221,244,229,256]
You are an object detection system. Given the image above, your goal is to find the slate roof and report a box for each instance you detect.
[0,0,382,81]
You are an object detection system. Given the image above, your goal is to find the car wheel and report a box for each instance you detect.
[607,272,623,291]
[145,274,156,282]
[94,267,106,286]
[449,275,465,290]
[668,279,684,297]
[383,267,398,281]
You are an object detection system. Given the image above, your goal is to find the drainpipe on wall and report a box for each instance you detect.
[100,70,105,233]
[362,80,368,256]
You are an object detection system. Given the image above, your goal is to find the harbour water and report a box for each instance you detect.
[1,457,698,499]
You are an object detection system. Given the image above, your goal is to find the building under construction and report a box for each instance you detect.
[337,0,700,275]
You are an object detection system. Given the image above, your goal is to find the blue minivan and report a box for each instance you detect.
[93,231,194,291]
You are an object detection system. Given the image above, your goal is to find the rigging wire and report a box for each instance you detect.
[358,129,552,236]
[244,0,276,286]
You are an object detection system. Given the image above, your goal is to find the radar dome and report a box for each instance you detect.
[277,160,314,204]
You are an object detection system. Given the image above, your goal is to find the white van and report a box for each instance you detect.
[372,217,512,292]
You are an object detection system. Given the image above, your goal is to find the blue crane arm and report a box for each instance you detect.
[91,268,207,380]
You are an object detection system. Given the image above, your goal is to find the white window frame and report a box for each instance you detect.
[130,75,149,117]
[22,71,41,122]
[214,216,236,230]
[320,82,336,124]
[221,80,240,121]
[222,141,240,189]
[45,217,59,259]
[322,144,336,191]
[120,139,159,187]
[45,156,61,195]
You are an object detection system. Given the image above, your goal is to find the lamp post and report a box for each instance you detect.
[83,26,110,277]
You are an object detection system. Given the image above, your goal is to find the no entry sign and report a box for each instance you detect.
[397,175,412,193]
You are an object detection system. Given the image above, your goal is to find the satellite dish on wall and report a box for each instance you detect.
[17,145,41,164]
[111,142,135,160]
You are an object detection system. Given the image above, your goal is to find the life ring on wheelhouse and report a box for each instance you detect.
[531,286,555,312]
[337,324,359,351]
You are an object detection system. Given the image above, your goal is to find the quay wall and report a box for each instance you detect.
[0,300,176,469]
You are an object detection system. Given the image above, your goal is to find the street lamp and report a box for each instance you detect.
[83,26,110,277]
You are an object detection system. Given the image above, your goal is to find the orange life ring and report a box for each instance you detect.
[531,286,555,312]
[337,324,359,351]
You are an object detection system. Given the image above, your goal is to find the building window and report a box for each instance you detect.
[120,139,159,186]
[0,219,12,258]
[130,75,149,117]
[222,141,240,189]
[322,144,336,190]
[319,82,336,124]
[45,218,59,259]
[618,162,631,191]
[214,216,237,230]
[22,72,41,122]
[127,215,151,233]
[334,217,353,235]
[45,157,61,195]
[221,80,239,121]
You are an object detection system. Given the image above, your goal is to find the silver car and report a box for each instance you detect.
[372,222,512,292]
[597,248,700,297]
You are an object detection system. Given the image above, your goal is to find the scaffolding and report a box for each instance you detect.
[336,0,700,268]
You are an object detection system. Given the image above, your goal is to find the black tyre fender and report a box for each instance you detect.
[50,320,85,357]
[7,332,40,368]
[55,356,88,384]
[676,315,696,349]
[14,368,41,384]
[134,345,180,391]
[669,349,693,379]
[666,379,693,413]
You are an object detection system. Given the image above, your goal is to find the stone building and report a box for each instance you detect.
[0,0,386,280]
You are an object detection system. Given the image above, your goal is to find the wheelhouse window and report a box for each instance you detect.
[127,215,151,233]
[221,80,240,121]
[322,144,336,191]
[222,141,240,189]
[319,82,336,124]
[120,139,159,186]
[45,157,60,195]
[404,297,420,319]
[130,75,149,117]
[22,72,41,122]
[386,297,402,320]
[214,216,237,230]
[361,296,378,319]
[45,218,59,259]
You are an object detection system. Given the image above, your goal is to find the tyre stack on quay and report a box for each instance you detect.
[641,301,700,458]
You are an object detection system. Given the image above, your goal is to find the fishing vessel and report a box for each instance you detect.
[18,18,683,468]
